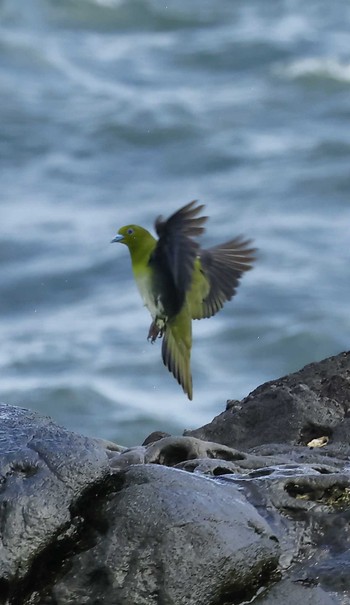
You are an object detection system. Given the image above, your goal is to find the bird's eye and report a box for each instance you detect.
[127,228,134,235]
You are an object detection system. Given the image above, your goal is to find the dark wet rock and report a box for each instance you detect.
[186,351,350,455]
[0,403,278,605]
[50,465,279,605]
[0,402,111,604]
[144,435,246,465]
[2,352,350,604]
[254,579,339,605]
[141,430,171,445]
[108,445,146,467]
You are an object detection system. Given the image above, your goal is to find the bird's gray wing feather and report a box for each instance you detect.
[193,237,257,319]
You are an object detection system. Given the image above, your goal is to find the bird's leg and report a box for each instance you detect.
[148,321,160,343]
[147,319,165,343]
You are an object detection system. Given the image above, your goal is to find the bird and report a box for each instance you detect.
[111,201,256,400]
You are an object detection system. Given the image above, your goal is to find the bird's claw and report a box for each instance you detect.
[147,321,164,343]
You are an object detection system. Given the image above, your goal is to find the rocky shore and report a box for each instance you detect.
[1,351,350,604]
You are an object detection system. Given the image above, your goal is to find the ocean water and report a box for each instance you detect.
[1,0,349,446]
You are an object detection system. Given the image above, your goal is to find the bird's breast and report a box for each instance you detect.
[134,270,166,321]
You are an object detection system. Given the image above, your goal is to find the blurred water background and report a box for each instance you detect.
[1,0,349,446]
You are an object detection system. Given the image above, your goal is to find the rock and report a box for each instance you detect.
[0,403,278,605]
[51,465,279,605]
[2,351,350,604]
[186,351,350,455]
[254,579,339,605]
[141,431,171,445]
[0,402,111,603]
[144,435,246,465]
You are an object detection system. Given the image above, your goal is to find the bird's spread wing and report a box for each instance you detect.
[161,304,193,400]
[190,236,257,319]
[150,201,208,318]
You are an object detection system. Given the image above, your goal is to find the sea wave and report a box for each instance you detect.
[1,0,349,444]
[277,57,350,83]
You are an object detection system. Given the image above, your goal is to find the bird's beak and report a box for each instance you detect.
[111,234,124,243]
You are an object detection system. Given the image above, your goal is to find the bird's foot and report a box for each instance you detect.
[147,321,164,343]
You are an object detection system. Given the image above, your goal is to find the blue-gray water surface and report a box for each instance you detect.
[1,0,349,446]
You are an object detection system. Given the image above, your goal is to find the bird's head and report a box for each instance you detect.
[111,224,155,256]
[111,225,138,247]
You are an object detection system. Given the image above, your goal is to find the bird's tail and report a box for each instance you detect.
[161,307,193,400]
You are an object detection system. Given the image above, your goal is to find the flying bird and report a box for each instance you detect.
[111,201,256,400]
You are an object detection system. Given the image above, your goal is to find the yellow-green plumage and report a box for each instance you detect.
[112,201,256,400]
